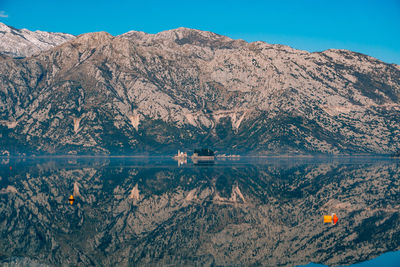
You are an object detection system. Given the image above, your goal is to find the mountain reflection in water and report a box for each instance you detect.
[0,157,399,266]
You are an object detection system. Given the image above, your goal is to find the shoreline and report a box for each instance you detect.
[0,154,396,159]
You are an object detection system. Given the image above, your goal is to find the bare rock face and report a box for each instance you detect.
[0,22,74,58]
[0,24,400,155]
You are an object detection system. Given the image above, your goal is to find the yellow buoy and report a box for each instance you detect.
[68,195,75,205]
[324,215,332,223]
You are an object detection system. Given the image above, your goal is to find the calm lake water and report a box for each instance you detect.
[0,157,399,266]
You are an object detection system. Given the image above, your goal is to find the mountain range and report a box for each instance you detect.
[0,23,399,155]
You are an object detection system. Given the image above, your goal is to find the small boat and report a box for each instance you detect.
[191,148,215,165]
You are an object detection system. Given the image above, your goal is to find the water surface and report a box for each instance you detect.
[0,157,399,266]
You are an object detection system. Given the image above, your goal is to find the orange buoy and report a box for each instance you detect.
[68,195,75,205]
[332,213,339,224]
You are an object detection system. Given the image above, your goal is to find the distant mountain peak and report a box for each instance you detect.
[0,22,75,57]
[0,22,13,32]
[121,27,246,49]
[73,31,113,46]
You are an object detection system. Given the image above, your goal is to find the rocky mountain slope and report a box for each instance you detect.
[0,25,400,155]
[1,159,399,266]
[0,22,74,58]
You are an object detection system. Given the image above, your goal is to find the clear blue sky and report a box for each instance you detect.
[1,0,399,64]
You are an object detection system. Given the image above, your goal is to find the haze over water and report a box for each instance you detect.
[0,157,399,266]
